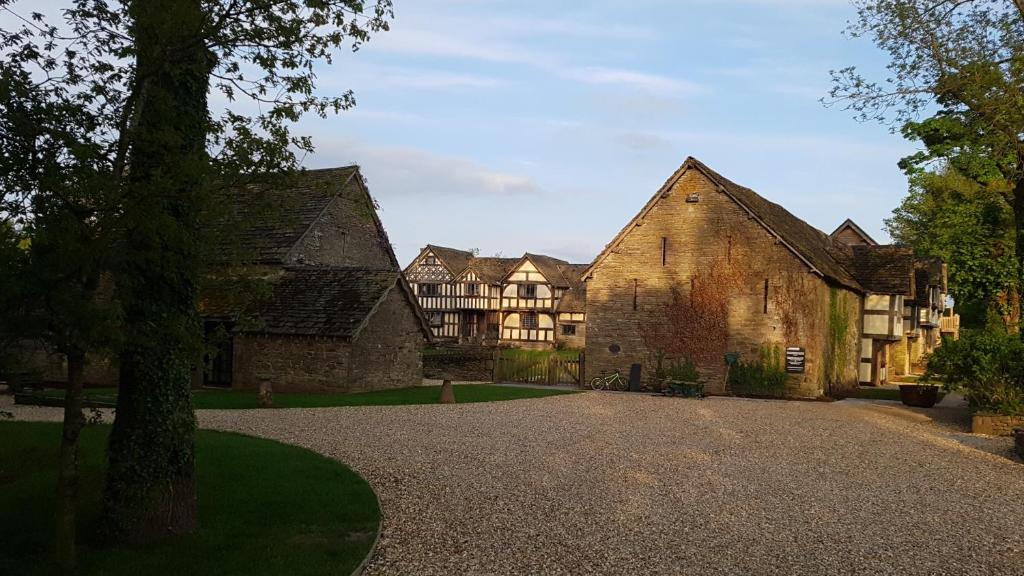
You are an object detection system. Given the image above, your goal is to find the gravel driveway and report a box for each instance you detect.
[7,392,1023,574]
[194,393,1022,576]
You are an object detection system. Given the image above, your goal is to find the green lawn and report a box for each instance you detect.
[31,383,575,409]
[0,421,379,576]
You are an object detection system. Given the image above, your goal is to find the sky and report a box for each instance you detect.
[4,0,917,266]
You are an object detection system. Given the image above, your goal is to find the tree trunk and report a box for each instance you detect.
[102,0,213,542]
[1014,174,1024,339]
[56,350,86,573]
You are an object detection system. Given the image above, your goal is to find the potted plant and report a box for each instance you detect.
[898,383,940,408]
[663,359,704,398]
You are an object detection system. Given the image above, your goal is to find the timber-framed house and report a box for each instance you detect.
[404,246,588,348]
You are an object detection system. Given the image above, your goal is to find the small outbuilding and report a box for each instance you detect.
[199,166,432,393]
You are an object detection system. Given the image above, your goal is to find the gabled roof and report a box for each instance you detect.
[460,257,520,284]
[585,157,863,292]
[210,166,360,264]
[839,245,915,295]
[405,245,476,277]
[236,266,431,339]
[830,218,879,246]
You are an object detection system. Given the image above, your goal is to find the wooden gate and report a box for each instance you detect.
[493,353,582,385]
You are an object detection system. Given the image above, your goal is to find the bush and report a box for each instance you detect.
[924,329,1024,415]
[728,344,788,398]
[665,358,701,382]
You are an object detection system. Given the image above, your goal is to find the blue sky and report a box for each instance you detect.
[302,0,916,265]
[5,0,916,266]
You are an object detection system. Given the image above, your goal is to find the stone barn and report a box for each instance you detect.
[583,157,865,397]
[583,157,950,396]
[200,166,432,393]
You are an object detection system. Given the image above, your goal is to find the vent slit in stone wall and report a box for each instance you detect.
[763,278,769,314]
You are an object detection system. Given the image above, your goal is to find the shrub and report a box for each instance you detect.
[924,329,1024,415]
[665,358,701,382]
[728,344,788,398]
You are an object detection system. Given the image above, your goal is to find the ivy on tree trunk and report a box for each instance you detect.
[102,0,213,541]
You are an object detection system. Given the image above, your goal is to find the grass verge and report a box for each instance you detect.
[27,383,575,409]
[0,422,379,576]
[846,386,946,403]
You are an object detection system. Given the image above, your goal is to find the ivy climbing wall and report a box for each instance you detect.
[585,167,861,396]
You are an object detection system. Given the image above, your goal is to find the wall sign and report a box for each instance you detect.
[785,347,805,373]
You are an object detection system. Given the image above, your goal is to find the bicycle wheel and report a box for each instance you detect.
[590,376,606,390]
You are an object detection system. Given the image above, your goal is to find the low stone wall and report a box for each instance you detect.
[423,347,494,382]
[971,414,1024,436]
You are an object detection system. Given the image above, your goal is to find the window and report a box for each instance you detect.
[424,255,438,265]
[561,324,577,336]
[420,284,441,297]
[521,312,539,329]
[466,283,480,296]
[428,312,443,327]
[518,284,538,298]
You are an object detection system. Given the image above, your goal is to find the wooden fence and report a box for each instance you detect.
[493,354,582,386]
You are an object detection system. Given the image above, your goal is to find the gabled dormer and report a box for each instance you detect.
[501,256,556,309]
[830,219,879,247]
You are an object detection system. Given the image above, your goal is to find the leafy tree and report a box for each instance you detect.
[0,59,120,572]
[830,0,1024,336]
[886,167,1019,327]
[2,0,392,545]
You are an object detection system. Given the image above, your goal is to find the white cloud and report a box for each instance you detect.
[309,137,542,197]
[381,68,507,90]
[561,66,704,97]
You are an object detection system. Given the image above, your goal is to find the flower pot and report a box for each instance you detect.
[898,384,939,408]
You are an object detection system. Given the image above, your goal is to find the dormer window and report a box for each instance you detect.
[424,255,438,266]
[518,284,537,298]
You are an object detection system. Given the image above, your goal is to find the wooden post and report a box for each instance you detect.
[440,379,455,404]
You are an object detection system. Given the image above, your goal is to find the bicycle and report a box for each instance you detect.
[590,371,628,391]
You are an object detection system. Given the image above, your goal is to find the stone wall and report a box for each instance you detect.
[585,168,861,397]
[971,414,1024,437]
[7,340,118,387]
[288,187,395,268]
[349,286,425,391]
[233,334,352,393]
[555,321,586,350]
[232,287,424,393]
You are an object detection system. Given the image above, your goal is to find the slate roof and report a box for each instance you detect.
[210,166,361,264]
[238,267,401,338]
[690,159,864,291]
[840,245,916,295]
[464,257,520,284]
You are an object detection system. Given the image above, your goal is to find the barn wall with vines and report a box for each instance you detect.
[585,168,860,396]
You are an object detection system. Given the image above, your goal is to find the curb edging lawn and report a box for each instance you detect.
[350,481,383,576]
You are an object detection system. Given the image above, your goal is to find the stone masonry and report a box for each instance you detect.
[585,165,861,396]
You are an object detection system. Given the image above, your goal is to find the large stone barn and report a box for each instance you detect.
[583,157,947,397]
[199,166,432,393]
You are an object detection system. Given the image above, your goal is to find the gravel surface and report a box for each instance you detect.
[6,392,1023,575]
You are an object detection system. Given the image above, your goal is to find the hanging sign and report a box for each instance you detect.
[785,347,805,373]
